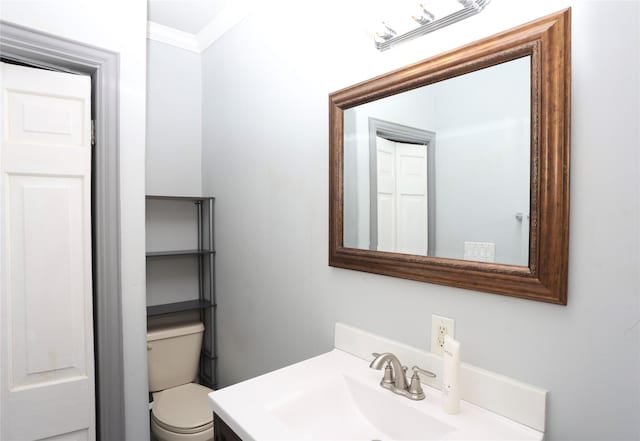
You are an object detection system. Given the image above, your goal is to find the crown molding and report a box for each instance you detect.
[147,2,252,54]
[147,21,199,53]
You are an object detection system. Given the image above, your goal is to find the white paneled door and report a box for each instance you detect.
[0,63,95,440]
[376,137,429,256]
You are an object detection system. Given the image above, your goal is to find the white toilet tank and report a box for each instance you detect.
[147,322,204,392]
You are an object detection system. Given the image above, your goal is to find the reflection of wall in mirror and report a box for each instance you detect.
[343,110,360,250]
[433,57,530,265]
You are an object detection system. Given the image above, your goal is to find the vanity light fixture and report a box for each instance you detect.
[412,5,435,26]
[375,21,398,42]
[374,0,491,51]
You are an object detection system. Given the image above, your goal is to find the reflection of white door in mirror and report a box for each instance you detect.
[376,137,428,256]
[365,118,437,256]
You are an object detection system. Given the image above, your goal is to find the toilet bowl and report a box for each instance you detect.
[147,322,213,441]
[151,383,213,441]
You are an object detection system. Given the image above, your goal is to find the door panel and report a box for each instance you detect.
[7,91,86,147]
[397,194,427,255]
[377,194,394,252]
[396,144,428,255]
[10,176,88,387]
[376,138,396,252]
[39,429,89,441]
[1,62,95,440]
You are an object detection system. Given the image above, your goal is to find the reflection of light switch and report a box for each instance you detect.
[463,241,496,262]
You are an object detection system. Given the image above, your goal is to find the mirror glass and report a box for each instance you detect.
[342,56,531,266]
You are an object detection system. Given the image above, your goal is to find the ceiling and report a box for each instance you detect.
[148,0,232,34]
[147,0,469,43]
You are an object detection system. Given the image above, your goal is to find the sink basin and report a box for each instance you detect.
[209,349,543,441]
[268,373,455,440]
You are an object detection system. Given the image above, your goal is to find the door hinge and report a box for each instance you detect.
[91,120,96,146]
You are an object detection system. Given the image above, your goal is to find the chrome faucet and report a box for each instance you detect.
[370,352,436,400]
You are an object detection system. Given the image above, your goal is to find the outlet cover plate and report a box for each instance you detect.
[463,241,496,262]
[431,314,455,355]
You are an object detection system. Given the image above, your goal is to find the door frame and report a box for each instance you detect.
[368,117,436,255]
[0,21,124,441]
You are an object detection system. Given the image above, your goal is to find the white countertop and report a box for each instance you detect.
[209,349,544,441]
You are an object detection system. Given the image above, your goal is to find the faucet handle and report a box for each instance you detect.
[407,366,436,400]
[408,371,426,400]
[412,365,436,378]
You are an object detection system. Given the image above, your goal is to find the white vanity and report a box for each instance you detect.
[208,324,546,440]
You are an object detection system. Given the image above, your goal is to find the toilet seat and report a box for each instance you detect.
[152,416,212,435]
[152,383,213,434]
[150,418,212,441]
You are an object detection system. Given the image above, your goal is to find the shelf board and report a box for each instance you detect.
[146,249,216,258]
[146,195,214,201]
[147,299,213,316]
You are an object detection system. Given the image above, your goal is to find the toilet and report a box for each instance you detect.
[147,322,214,441]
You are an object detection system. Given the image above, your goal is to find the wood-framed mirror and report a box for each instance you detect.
[329,9,571,304]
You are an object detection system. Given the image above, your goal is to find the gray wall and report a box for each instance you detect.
[147,39,202,196]
[201,1,639,439]
[145,199,200,306]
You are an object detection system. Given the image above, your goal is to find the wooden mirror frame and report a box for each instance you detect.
[329,9,571,304]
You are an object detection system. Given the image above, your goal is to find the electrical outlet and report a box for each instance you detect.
[431,314,455,355]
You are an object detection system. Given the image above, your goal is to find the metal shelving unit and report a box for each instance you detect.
[145,195,217,389]
[146,249,216,258]
[146,299,213,317]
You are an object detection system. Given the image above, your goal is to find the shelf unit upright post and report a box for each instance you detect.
[145,195,217,390]
[196,197,217,388]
